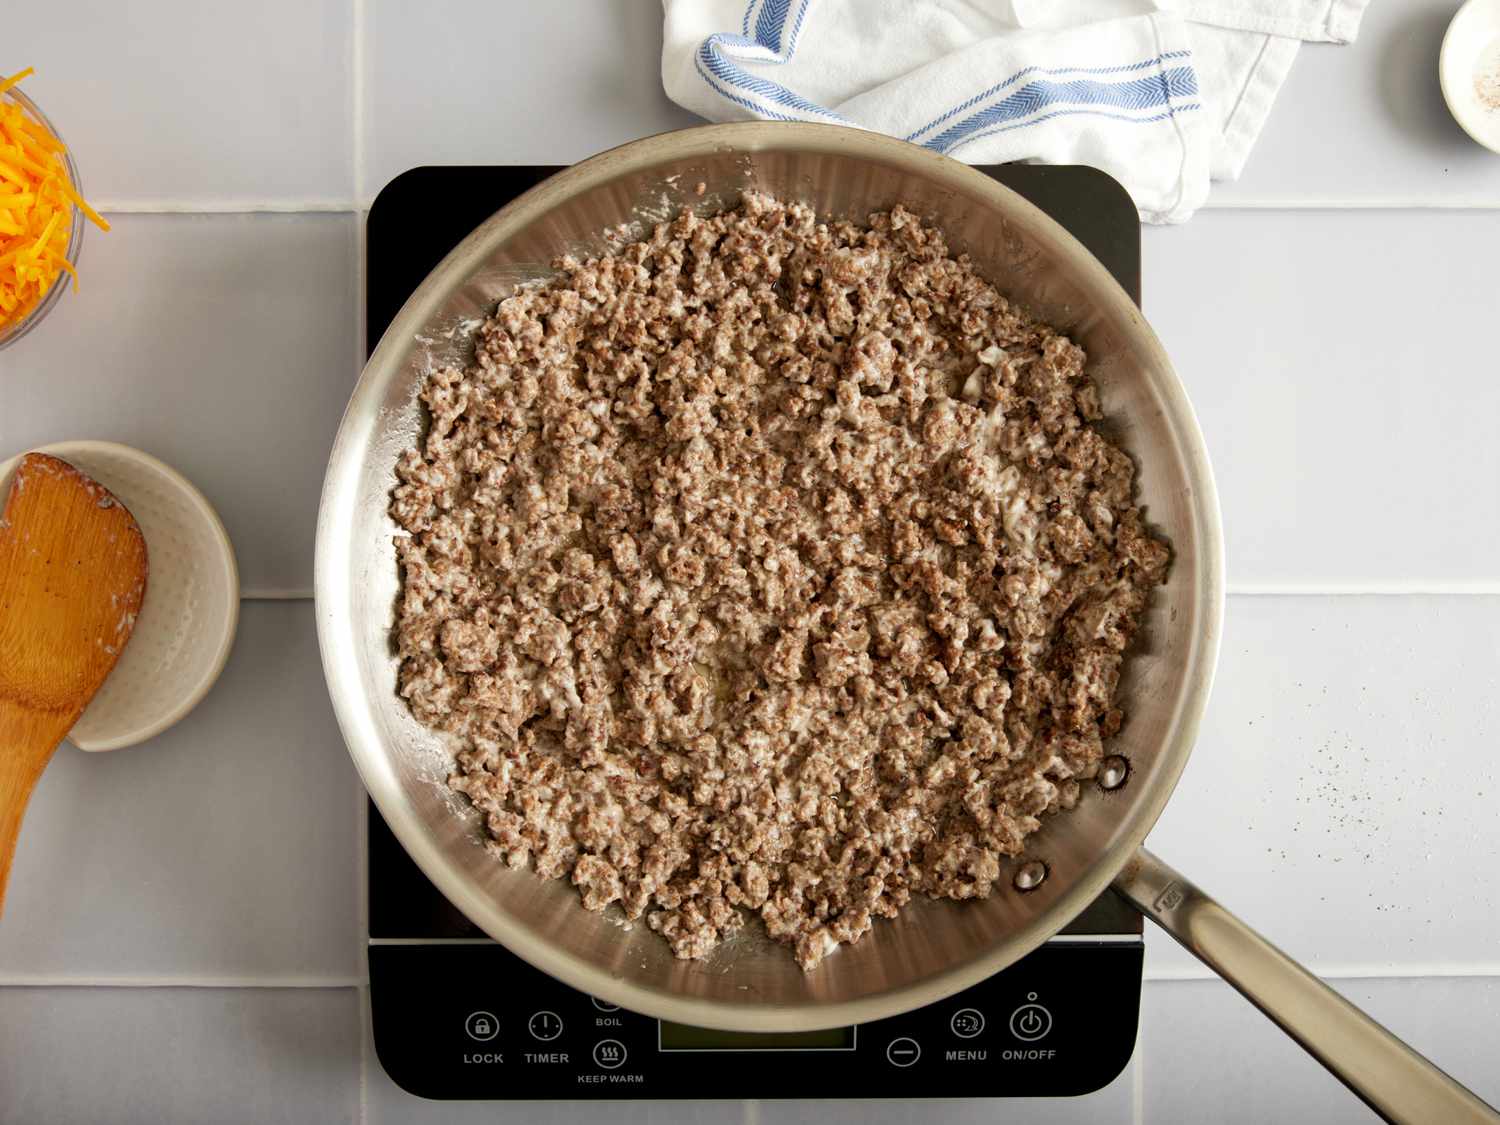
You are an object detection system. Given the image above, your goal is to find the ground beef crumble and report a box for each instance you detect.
[390,192,1169,971]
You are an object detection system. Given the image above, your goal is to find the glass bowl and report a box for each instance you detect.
[0,84,86,351]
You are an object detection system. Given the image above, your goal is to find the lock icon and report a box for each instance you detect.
[466,1011,498,1041]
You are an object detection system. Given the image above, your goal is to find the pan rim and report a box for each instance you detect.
[315,122,1226,1031]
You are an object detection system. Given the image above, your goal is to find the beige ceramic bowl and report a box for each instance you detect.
[0,441,239,749]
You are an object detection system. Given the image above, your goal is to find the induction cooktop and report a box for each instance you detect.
[364,162,1144,1101]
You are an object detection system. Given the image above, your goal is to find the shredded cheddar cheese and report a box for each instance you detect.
[0,68,108,331]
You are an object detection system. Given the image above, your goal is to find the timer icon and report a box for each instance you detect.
[1008,993,1052,1042]
[528,1011,564,1041]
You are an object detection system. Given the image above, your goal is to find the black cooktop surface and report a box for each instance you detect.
[365,163,1143,1101]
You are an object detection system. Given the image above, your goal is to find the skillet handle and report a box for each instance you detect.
[1113,847,1500,1125]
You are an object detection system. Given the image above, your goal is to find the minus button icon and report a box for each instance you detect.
[885,1038,921,1067]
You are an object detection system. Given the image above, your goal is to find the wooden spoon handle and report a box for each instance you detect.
[0,699,72,916]
[0,453,149,920]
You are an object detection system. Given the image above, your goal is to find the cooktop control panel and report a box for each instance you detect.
[369,939,1142,1100]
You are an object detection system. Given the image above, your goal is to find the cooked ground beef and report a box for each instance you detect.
[390,192,1169,970]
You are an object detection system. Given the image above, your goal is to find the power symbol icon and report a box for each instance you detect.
[1008,994,1053,1042]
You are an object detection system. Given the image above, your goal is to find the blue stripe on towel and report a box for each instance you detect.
[699,0,845,121]
[946,101,1202,156]
[755,0,792,51]
[698,1,1195,146]
[904,50,1192,142]
[694,55,802,122]
[925,66,1199,153]
[697,38,849,121]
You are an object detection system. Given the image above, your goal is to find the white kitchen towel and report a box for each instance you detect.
[661,0,1370,222]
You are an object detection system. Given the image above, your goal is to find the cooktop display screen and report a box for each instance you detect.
[658,1023,855,1051]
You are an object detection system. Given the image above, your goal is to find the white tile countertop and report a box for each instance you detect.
[4,2,1500,1122]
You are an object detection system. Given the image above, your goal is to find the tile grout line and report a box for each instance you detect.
[1201,197,1500,211]
[0,976,361,988]
[352,0,367,220]
[87,199,1500,216]
[1146,963,1500,981]
[359,985,372,1125]
[97,202,357,215]
[352,0,371,1117]
[1224,582,1500,596]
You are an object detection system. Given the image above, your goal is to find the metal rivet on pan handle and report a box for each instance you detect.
[1098,755,1130,791]
[1013,860,1048,892]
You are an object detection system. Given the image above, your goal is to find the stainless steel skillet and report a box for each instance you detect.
[315,123,1498,1123]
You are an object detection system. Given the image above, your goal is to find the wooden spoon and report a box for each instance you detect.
[0,453,148,915]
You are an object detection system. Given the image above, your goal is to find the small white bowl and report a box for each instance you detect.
[0,441,240,750]
[1441,0,1500,155]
